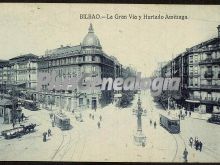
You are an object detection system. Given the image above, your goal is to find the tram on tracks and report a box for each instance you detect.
[54,113,70,130]
[159,112,180,134]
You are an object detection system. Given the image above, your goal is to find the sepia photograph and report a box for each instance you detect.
[0,3,220,163]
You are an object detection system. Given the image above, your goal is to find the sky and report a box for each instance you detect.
[0,4,220,76]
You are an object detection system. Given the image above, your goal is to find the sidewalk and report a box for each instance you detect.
[190,112,211,121]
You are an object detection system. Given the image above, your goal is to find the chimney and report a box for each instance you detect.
[217,25,220,38]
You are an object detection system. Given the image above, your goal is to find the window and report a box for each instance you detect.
[92,56,96,61]
[194,55,198,63]
[194,66,198,74]
[189,78,193,86]
[194,78,198,86]
[189,55,193,63]
[189,66,193,74]
[79,98,83,105]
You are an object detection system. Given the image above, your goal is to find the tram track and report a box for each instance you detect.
[51,120,87,161]
[172,134,179,162]
[171,133,186,162]
[51,133,65,160]
[58,131,73,161]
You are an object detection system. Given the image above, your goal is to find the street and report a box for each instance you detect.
[0,91,219,162]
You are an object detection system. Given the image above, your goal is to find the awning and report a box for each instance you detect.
[15,83,26,86]
[185,99,200,103]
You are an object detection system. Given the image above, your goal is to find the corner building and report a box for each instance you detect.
[37,24,122,111]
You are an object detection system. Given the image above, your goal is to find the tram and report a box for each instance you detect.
[54,113,70,130]
[208,112,220,125]
[159,112,180,134]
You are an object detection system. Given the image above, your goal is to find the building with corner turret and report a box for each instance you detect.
[37,24,122,111]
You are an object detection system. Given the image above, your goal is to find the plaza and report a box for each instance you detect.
[0,91,219,162]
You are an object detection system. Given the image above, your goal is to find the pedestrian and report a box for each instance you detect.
[43,132,47,142]
[52,120,55,127]
[189,111,191,117]
[12,121,15,128]
[185,110,188,116]
[178,114,180,119]
[195,140,199,150]
[48,129,51,137]
[150,120,152,126]
[97,121,100,128]
[21,113,24,121]
[92,115,94,120]
[189,137,193,148]
[99,115,102,121]
[18,117,21,124]
[183,148,188,162]
[199,141,203,152]
[154,121,157,129]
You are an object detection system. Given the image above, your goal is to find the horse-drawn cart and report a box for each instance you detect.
[1,123,37,139]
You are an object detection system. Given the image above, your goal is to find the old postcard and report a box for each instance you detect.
[0,3,219,163]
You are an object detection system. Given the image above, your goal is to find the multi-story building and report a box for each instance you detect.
[158,25,220,113]
[9,54,38,99]
[0,60,12,94]
[37,24,122,111]
[161,61,172,78]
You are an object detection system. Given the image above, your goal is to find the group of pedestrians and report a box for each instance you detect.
[89,113,102,129]
[97,115,102,129]
[43,128,52,142]
[12,113,25,128]
[89,113,95,120]
[178,109,192,120]
[189,137,203,152]
[150,119,157,129]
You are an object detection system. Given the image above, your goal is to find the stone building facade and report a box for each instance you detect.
[37,24,122,111]
[158,25,220,113]
[8,54,38,99]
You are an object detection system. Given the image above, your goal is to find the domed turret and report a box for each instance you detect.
[82,24,102,49]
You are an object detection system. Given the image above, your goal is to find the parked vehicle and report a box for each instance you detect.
[160,112,180,134]
[208,112,220,125]
[19,99,39,111]
[1,123,37,139]
[54,113,70,130]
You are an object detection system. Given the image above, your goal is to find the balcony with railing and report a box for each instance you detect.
[81,49,103,55]
[201,97,220,105]
[188,95,201,101]
[199,57,220,65]
[187,95,220,105]
[200,84,220,90]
